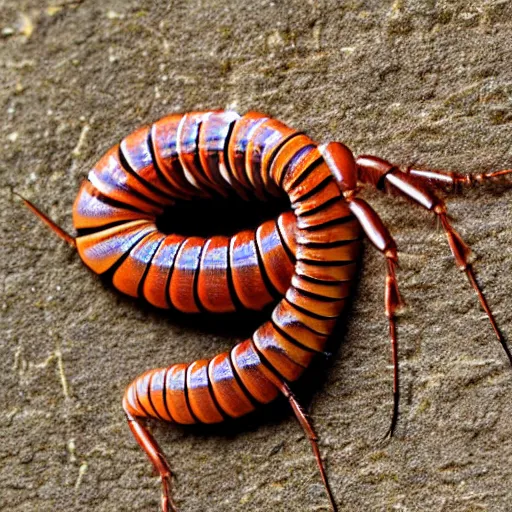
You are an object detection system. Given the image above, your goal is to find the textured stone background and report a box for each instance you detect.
[1,1,511,511]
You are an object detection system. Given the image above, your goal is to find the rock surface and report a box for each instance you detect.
[1,1,511,511]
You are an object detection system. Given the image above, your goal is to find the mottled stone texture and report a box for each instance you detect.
[1,1,511,511]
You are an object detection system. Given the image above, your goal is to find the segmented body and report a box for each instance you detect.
[73,110,362,424]
[22,106,512,512]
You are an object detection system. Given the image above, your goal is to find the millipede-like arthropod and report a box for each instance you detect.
[22,110,512,512]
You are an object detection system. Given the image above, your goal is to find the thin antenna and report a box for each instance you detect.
[14,192,76,247]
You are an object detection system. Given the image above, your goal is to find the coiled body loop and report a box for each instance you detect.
[23,108,511,512]
[72,110,362,424]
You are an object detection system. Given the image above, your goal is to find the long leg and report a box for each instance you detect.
[274,381,338,512]
[123,403,177,512]
[346,197,404,438]
[356,155,512,366]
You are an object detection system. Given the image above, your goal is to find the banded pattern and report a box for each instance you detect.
[73,111,361,316]
[74,207,297,312]
[109,111,362,424]
[70,110,362,512]
[23,107,512,512]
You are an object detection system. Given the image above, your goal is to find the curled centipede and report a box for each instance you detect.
[21,110,512,512]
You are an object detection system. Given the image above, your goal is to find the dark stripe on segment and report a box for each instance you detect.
[292,178,343,219]
[76,221,157,275]
[297,196,343,218]
[208,353,256,418]
[196,120,224,194]
[229,231,274,310]
[226,237,245,312]
[248,339,287,385]
[291,175,333,206]
[142,235,186,309]
[163,239,185,310]
[271,303,330,348]
[297,258,356,267]
[197,237,236,313]
[288,285,345,303]
[207,357,242,418]
[145,368,174,422]
[217,119,251,201]
[206,362,233,421]
[273,300,335,337]
[118,146,174,205]
[222,120,238,185]
[124,384,140,417]
[299,237,363,249]
[147,130,191,200]
[275,216,296,263]
[280,150,323,191]
[165,364,197,424]
[186,361,225,423]
[112,231,166,298]
[198,112,240,191]
[244,126,269,198]
[245,118,296,198]
[256,220,295,296]
[294,218,362,246]
[299,215,356,232]
[297,239,361,265]
[253,230,281,300]
[161,367,176,423]
[295,273,347,286]
[220,120,241,190]
[296,205,353,231]
[230,340,280,404]
[178,114,227,197]
[284,297,337,321]
[120,126,178,202]
[278,145,319,190]
[183,366,201,424]
[261,131,304,190]
[252,321,313,382]
[269,316,321,354]
[75,219,148,237]
[134,373,155,418]
[197,118,226,192]
[296,260,358,283]
[192,242,207,314]
[146,374,166,421]
[291,274,352,300]
[151,114,203,198]
[249,336,305,384]
[136,235,166,299]
[228,350,261,408]
[88,147,164,215]
[168,237,205,313]
[286,286,346,318]
[81,182,150,214]
[73,181,153,233]
[227,114,269,194]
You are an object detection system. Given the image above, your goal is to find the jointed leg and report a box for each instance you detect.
[436,209,512,364]
[356,155,512,367]
[405,166,512,191]
[277,382,338,512]
[123,403,177,512]
[346,197,404,438]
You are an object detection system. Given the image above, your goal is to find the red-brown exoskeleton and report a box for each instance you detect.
[21,110,511,511]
